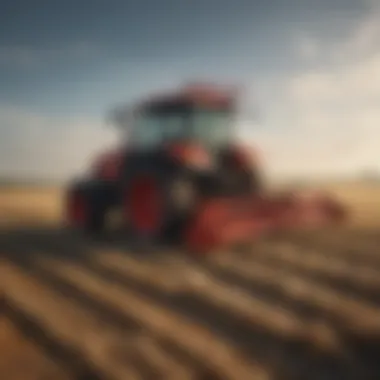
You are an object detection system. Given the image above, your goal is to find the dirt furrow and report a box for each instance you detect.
[124,335,197,380]
[91,250,378,379]
[36,255,269,380]
[243,242,380,302]
[266,231,380,265]
[94,251,344,346]
[210,254,380,336]
[0,316,73,380]
[1,259,179,380]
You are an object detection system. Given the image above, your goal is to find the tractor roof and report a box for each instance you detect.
[135,83,238,113]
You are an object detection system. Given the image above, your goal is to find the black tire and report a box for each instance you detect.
[85,189,107,236]
[244,167,263,195]
[217,147,264,196]
[66,181,115,238]
[214,166,263,196]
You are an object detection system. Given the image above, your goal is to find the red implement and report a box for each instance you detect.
[185,192,347,253]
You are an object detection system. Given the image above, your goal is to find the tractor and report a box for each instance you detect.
[65,83,347,253]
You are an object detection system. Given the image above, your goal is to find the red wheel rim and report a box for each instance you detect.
[128,177,162,234]
[67,191,86,226]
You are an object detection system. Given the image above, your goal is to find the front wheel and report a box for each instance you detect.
[124,171,198,247]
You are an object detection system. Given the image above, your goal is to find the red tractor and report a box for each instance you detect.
[65,83,347,253]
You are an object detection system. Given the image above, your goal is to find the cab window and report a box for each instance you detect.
[130,113,187,146]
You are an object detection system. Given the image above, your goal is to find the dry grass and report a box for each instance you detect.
[1,181,380,379]
[319,182,380,227]
[0,187,63,227]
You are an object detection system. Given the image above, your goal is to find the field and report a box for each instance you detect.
[1,182,380,379]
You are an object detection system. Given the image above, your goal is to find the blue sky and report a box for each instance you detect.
[0,0,379,180]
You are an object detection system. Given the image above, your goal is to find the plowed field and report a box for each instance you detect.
[1,183,380,379]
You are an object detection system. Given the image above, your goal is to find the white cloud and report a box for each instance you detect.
[0,106,119,180]
[247,5,380,178]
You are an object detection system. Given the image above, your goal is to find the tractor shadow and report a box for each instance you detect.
[2,224,380,379]
[0,225,172,260]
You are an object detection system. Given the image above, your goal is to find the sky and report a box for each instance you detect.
[0,0,379,180]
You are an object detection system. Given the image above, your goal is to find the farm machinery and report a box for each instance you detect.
[65,83,347,253]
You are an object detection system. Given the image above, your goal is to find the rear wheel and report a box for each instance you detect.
[216,167,263,196]
[238,167,263,195]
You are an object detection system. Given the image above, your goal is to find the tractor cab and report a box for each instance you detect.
[125,84,238,150]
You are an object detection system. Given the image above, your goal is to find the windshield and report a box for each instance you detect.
[130,112,187,147]
[191,110,232,146]
[130,109,232,147]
